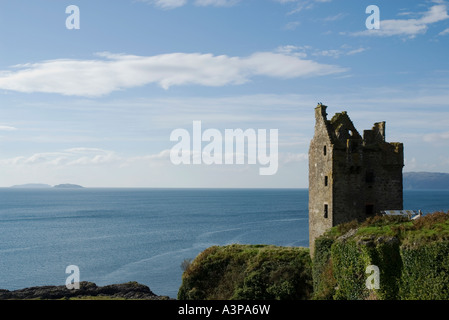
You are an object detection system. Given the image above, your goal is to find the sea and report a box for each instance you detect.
[0,188,448,299]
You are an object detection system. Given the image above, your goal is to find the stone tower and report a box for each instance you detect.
[308,104,404,256]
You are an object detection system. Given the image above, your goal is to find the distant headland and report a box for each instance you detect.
[10,183,84,189]
[403,172,449,190]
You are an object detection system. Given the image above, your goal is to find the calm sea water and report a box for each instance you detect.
[0,188,448,298]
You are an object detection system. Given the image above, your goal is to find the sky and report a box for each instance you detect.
[0,0,448,188]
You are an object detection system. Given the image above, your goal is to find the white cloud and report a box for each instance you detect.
[142,0,187,9]
[423,131,449,144]
[140,0,239,9]
[275,45,309,58]
[323,12,346,22]
[0,148,121,167]
[314,49,342,58]
[280,152,308,164]
[274,0,332,14]
[194,0,240,6]
[0,125,17,131]
[404,157,418,170]
[439,27,449,35]
[284,21,301,30]
[242,52,345,77]
[352,4,449,38]
[280,44,367,59]
[346,48,367,55]
[0,51,346,97]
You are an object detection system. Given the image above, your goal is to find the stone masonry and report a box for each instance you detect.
[308,104,404,256]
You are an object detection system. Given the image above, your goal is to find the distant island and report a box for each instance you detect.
[403,172,449,190]
[10,183,84,189]
[53,184,84,189]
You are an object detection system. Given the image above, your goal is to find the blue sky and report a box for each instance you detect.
[0,0,448,188]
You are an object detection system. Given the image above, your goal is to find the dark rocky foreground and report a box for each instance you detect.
[0,281,172,300]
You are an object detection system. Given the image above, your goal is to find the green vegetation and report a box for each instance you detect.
[178,212,449,300]
[178,244,312,300]
[313,211,449,300]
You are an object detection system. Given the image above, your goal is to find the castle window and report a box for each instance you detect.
[323,145,327,156]
[365,204,374,215]
[324,176,328,186]
[366,170,375,184]
[324,204,328,219]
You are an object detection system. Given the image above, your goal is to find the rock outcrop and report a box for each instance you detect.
[0,281,171,300]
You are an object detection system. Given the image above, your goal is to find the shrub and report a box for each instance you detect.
[180,258,193,272]
[178,244,312,300]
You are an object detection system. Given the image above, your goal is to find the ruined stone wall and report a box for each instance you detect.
[308,104,403,257]
[332,147,365,225]
[362,143,403,213]
[308,105,333,255]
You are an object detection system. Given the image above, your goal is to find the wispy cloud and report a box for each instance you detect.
[423,131,449,144]
[323,12,347,22]
[0,148,121,167]
[194,0,240,7]
[274,0,332,14]
[140,0,240,9]
[352,4,449,38]
[284,21,301,30]
[140,0,187,9]
[276,44,367,59]
[0,125,17,131]
[440,27,449,35]
[346,48,367,56]
[0,51,346,97]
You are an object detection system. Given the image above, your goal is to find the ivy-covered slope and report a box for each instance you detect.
[313,211,449,300]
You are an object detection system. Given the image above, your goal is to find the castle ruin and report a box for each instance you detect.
[308,104,404,256]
